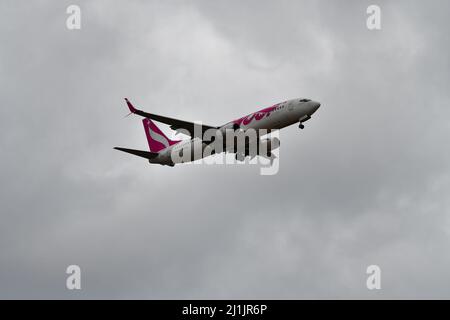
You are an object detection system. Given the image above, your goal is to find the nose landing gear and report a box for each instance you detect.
[298,115,310,129]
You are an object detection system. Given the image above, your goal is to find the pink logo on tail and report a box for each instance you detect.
[142,118,180,152]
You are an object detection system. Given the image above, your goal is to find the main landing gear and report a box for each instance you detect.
[299,123,305,129]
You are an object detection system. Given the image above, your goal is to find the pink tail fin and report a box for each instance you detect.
[142,118,180,153]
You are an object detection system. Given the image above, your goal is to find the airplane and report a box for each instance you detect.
[114,98,321,166]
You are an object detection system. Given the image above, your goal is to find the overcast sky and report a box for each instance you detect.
[1,0,450,299]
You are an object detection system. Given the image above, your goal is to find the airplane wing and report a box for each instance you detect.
[125,98,218,138]
[114,147,159,159]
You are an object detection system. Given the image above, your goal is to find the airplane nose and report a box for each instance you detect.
[310,101,321,114]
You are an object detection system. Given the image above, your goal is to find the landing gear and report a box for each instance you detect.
[298,115,310,129]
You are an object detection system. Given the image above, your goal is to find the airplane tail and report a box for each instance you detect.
[142,118,180,153]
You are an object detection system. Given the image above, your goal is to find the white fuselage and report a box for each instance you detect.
[152,98,320,166]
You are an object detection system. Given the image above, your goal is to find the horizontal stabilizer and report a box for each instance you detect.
[114,147,159,160]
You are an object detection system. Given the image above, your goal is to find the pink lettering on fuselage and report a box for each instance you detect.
[233,105,278,126]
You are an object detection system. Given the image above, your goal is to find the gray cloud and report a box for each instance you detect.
[0,0,449,298]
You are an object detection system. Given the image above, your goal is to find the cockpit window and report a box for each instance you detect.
[299,99,311,102]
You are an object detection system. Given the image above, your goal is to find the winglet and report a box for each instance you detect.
[125,98,138,113]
